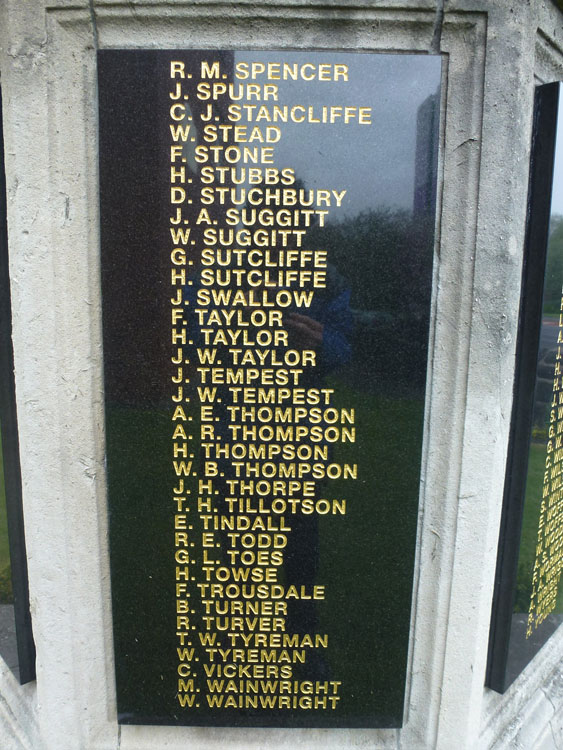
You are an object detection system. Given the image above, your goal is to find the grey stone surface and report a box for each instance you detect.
[0,604,18,676]
[0,1,562,749]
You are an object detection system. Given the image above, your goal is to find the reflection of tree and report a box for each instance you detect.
[545,214,563,313]
[305,208,431,311]
[303,208,434,391]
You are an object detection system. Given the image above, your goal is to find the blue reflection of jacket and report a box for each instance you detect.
[310,286,352,376]
[183,262,353,376]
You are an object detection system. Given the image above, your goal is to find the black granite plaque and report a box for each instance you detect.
[99,49,441,727]
[487,82,563,692]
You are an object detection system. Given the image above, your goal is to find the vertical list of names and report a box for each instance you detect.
[528,287,563,635]
[169,60,197,707]
[167,56,372,715]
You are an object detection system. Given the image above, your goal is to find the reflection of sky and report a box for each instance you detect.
[233,51,441,219]
[552,90,563,217]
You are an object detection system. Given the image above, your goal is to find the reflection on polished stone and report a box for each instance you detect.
[99,49,441,727]
[488,82,563,693]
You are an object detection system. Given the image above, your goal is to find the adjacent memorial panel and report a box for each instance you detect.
[99,50,441,727]
[487,82,563,692]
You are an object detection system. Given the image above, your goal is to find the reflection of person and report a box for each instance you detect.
[186,179,354,660]
[285,313,323,349]
[285,262,352,377]
[277,258,353,645]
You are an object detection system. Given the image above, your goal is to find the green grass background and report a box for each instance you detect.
[107,378,424,725]
[515,442,563,614]
[512,215,563,614]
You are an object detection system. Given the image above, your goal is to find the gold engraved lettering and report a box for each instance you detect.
[528,285,563,636]
[163,50,372,715]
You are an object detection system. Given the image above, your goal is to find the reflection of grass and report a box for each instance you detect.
[515,442,563,614]
[0,434,13,603]
[316,386,423,722]
[107,391,424,725]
